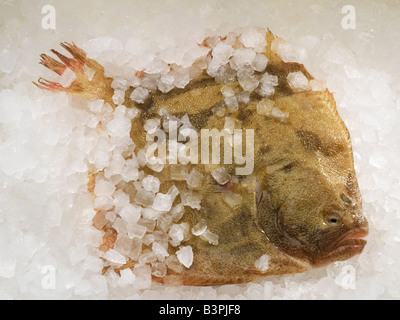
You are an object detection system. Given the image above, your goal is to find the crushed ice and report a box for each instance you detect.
[2,12,398,299]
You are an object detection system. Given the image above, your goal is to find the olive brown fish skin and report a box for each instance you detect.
[34,31,369,286]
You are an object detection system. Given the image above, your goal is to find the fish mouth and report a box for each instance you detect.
[313,232,368,266]
[335,233,367,251]
[327,232,368,259]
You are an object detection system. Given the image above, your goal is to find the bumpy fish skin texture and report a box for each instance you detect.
[35,31,368,286]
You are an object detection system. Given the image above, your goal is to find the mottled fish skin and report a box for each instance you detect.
[35,31,368,286]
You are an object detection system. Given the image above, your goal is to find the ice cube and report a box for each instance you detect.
[231,48,256,69]
[158,74,175,93]
[106,117,131,138]
[88,99,104,113]
[142,175,161,193]
[256,98,275,115]
[172,69,191,88]
[222,192,242,208]
[273,38,308,64]
[152,192,173,212]
[134,187,155,207]
[224,117,236,133]
[254,254,270,272]
[168,223,185,244]
[105,211,116,223]
[143,233,155,246]
[130,87,149,104]
[176,246,193,268]
[170,204,185,222]
[237,65,254,79]
[93,149,111,170]
[224,95,239,112]
[117,268,136,287]
[181,45,210,68]
[260,73,279,86]
[200,229,219,245]
[152,241,169,261]
[143,118,161,134]
[121,165,139,182]
[92,211,108,230]
[139,249,158,264]
[167,185,180,203]
[192,219,207,236]
[113,217,129,236]
[113,234,132,255]
[132,264,152,290]
[185,168,204,189]
[142,207,163,220]
[220,85,235,98]
[151,261,167,278]
[310,79,327,91]
[126,106,140,120]
[111,77,129,90]
[240,28,267,52]
[128,224,147,239]
[112,89,125,106]
[252,54,268,72]
[94,179,116,197]
[180,114,193,128]
[59,67,76,88]
[211,42,234,65]
[287,71,310,92]
[94,195,114,210]
[113,189,130,211]
[180,190,202,210]
[271,107,288,120]
[214,64,237,83]
[119,203,141,226]
[137,218,156,233]
[211,167,231,185]
[258,82,275,97]
[258,73,279,97]
[113,104,126,118]
[165,255,184,273]
[157,213,173,233]
[236,91,251,104]
[83,64,96,81]
[103,249,127,265]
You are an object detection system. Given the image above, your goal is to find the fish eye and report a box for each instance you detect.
[325,214,341,226]
[341,193,352,204]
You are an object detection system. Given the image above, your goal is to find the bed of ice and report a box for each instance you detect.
[1,0,399,300]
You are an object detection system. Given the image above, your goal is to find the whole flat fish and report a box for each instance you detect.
[34,29,368,286]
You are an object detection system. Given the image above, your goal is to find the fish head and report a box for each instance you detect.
[272,171,368,263]
[258,159,369,267]
[256,91,369,267]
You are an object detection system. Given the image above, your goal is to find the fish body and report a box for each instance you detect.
[35,30,368,285]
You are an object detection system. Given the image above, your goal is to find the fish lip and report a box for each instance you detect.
[335,237,367,249]
[317,231,368,263]
[328,231,368,256]
[340,231,368,241]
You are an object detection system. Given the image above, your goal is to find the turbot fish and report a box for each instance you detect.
[34,29,369,285]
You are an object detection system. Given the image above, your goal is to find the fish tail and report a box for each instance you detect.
[34,42,115,106]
